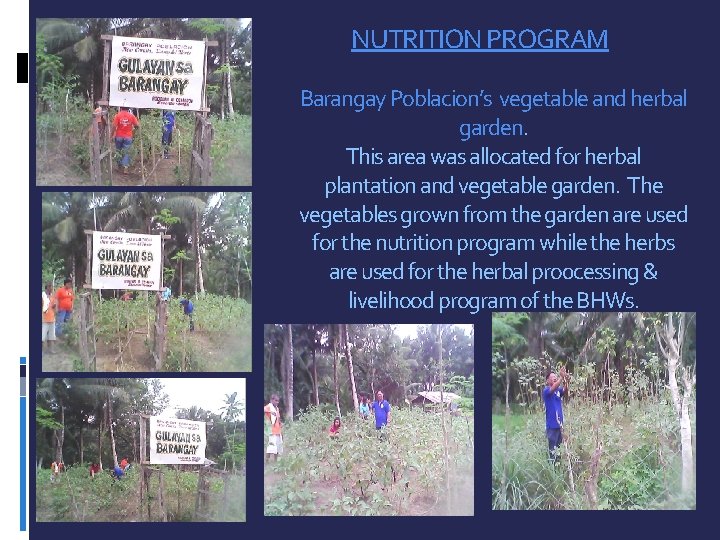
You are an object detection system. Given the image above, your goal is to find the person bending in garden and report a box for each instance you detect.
[371,390,391,431]
[264,394,283,462]
[329,416,342,437]
[542,366,569,464]
[112,464,125,481]
[179,298,195,331]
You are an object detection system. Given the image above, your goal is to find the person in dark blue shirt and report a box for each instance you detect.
[161,110,175,158]
[179,298,195,331]
[112,465,124,480]
[371,390,391,430]
[542,366,569,463]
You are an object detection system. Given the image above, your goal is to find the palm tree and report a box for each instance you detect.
[220,391,244,470]
[103,192,207,293]
[42,192,103,286]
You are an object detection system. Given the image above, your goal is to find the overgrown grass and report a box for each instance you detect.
[492,397,695,510]
[265,407,474,516]
[491,413,527,434]
[210,115,251,185]
[36,465,245,522]
[89,293,251,372]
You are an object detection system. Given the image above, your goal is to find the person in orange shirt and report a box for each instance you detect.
[112,107,140,173]
[42,282,57,353]
[50,461,59,483]
[55,278,74,338]
[264,394,283,463]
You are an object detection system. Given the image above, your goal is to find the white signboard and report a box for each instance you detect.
[109,37,206,111]
[149,416,207,465]
[91,231,162,291]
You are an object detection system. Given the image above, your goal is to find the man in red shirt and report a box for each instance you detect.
[112,107,140,173]
[55,278,74,338]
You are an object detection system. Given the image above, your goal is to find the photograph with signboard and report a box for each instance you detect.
[36,18,252,186]
[35,377,246,522]
[41,191,252,372]
[264,324,475,516]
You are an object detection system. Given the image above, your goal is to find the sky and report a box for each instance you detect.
[393,324,474,340]
[155,378,246,420]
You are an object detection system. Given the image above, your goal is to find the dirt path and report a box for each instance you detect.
[42,340,80,372]
[95,333,154,372]
[108,154,185,186]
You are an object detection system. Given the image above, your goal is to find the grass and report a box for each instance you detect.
[491,413,528,434]
[492,398,695,510]
[46,294,251,372]
[36,465,245,522]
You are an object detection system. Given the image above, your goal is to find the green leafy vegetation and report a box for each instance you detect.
[36,18,251,185]
[492,312,696,510]
[264,324,474,516]
[265,408,474,516]
[36,378,246,521]
[42,192,251,372]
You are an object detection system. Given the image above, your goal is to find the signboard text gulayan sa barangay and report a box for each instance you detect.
[149,416,207,465]
[91,231,162,291]
[109,36,206,111]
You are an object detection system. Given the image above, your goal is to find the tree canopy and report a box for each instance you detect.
[265,324,474,419]
[36,377,246,472]
[36,18,252,117]
[42,192,251,300]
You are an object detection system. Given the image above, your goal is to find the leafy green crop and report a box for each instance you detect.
[265,407,474,516]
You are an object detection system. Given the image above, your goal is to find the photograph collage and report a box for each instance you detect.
[33,16,696,527]
[35,17,252,523]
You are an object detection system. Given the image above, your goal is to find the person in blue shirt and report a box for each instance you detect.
[371,390,391,430]
[542,366,569,463]
[112,465,124,480]
[179,298,195,331]
[161,110,175,158]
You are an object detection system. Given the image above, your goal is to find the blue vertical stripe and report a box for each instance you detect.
[20,356,26,531]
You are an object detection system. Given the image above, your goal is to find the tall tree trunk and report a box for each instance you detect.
[195,209,205,295]
[54,405,65,464]
[178,259,184,297]
[370,337,376,397]
[527,313,546,369]
[79,425,84,465]
[435,325,451,513]
[655,312,693,495]
[680,371,694,493]
[225,24,234,118]
[107,385,119,468]
[133,423,138,464]
[283,324,294,420]
[312,347,319,406]
[98,421,103,470]
[333,331,340,416]
[220,41,226,121]
[343,324,359,414]
[502,346,510,510]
